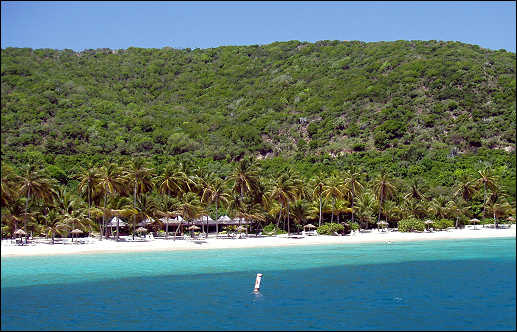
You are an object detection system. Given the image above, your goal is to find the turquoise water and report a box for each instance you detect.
[2,238,515,330]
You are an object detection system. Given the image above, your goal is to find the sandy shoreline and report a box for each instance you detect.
[1,225,515,258]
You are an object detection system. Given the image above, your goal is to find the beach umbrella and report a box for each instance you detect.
[136,227,148,233]
[188,225,200,231]
[304,224,317,229]
[470,218,480,230]
[14,229,27,237]
[424,220,434,231]
[507,216,515,222]
[71,229,83,242]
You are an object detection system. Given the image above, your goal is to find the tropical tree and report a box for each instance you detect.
[355,191,376,229]
[476,168,498,219]
[96,162,126,240]
[76,166,101,223]
[266,169,302,235]
[322,173,345,223]
[372,170,396,224]
[446,199,469,228]
[42,209,71,244]
[201,177,231,235]
[231,157,261,203]
[343,169,364,224]
[124,158,154,239]
[16,164,55,242]
[309,173,327,227]
[174,192,202,236]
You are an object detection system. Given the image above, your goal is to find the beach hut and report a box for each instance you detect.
[137,217,155,227]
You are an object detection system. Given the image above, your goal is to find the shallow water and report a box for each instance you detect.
[2,238,515,330]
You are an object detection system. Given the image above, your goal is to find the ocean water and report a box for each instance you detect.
[1,238,515,331]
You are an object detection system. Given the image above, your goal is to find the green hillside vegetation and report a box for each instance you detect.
[1,40,515,238]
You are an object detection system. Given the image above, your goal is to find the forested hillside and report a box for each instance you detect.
[1,40,516,195]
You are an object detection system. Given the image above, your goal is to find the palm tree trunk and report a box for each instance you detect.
[133,181,137,240]
[483,182,487,219]
[215,200,219,235]
[351,191,355,223]
[331,198,335,223]
[319,197,322,227]
[101,186,107,241]
[24,187,30,244]
[378,195,383,224]
[166,221,169,239]
[287,201,290,236]
[87,181,91,220]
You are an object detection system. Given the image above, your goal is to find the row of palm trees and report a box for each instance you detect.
[1,158,515,241]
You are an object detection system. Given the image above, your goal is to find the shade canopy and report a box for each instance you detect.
[137,217,155,226]
[304,224,316,229]
[136,227,148,233]
[217,215,232,222]
[14,229,27,236]
[469,218,480,223]
[160,216,183,225]
[188,225,200,231]
[107,217,127,227]
[424,220,434,224]
[71,229,84,234]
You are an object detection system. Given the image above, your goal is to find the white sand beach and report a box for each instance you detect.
[1,225,515,258]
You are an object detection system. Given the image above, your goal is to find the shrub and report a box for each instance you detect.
[263,223,286,235]
[317,223,344,235]
[433,219,454,230]
[398,218,425,232]
[349,222,360,231]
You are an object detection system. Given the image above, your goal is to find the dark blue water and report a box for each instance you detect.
[2,238,515,330]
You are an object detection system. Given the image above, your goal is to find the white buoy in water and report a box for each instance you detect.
[253,273,263,292]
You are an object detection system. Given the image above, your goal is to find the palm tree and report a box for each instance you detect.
[428,196,449,220]
[158,162,196,197]
[355,191,375,229]
[16,164,55,242]
[76,165,101,223]
[124,158,154,239]
[201,177,231,235]
[309,173,327,227]
[402,197,427,219]
[155,195,179,239]
[266,169,302,235]
[291,199,310,233]
[231,157,261,204]
[476,168,498,219]
[42,209,71,244]
[383,200,401,227]
[1,162,18,208]
[454,175,477,202]
[174,192,202,237]
[372,170,396,224]
[446,198,470,228]
[322,173,345,223]
[96,162,126,240]
[404,177,426,201]
[343,169,364,224]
